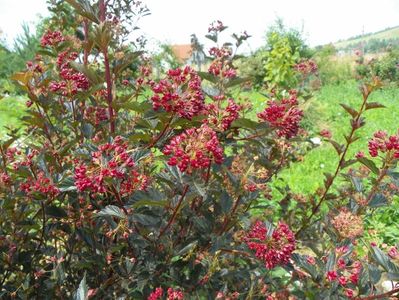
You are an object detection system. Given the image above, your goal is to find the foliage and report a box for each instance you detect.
[1,2,399,300]
[313,44,353,85]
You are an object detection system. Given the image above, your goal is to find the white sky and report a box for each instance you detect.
[1,0,399,52]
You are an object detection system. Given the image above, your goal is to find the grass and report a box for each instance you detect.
[278,80,399,194]
[0,95,27,139]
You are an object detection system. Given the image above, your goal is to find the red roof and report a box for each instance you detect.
[171,44,192,63]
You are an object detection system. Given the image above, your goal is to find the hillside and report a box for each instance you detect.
[333,26,399,50]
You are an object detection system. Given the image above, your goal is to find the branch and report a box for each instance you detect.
[159,185,189,238]
[356,287,399,300]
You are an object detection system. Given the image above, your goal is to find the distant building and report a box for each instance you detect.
[171,35,207,70]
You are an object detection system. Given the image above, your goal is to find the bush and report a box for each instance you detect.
[1,1,399,299]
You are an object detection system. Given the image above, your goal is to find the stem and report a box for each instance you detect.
[356,287,399,300]
[37,201,46,250]
[147,114,174,149]
[295,90,370,237]
[219,195,242,234]
[99,0,115,134]
[159,185,189,238]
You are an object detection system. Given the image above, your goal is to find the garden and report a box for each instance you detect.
[1,0,399,299]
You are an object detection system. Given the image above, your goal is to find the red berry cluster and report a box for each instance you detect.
[205,98,242,131]
[368,130,399,158]
[20,171,60,198]
[244,220,295,270]
[40,30,65,47]
[294,59,318,75]
[74,137,149,196]
[150,66,205,120]
[163,124,223,173]
[257,91,303,139]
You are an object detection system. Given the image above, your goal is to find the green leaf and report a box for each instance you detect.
[197,71,218,84]
[113,51,144,75]
[370,246,399,273]
[131,214,159,226]
[131,200,166,208]
[66,0,99,24]
[96,205,126,219]
[368,264,381,284]
[46,206,68,218]
[231,118,258,130]
[369,193,388,208]
[329,140,344,155]
[340,103,358,118]
[205,34,217,43]
[225,77,250,88]
[220,191,232,213]
[358,157,379,175]
[177,241,198,256]
[74,272,88,300]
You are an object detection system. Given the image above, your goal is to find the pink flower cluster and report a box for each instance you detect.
[74,137,148,195]
[205,98,242,131]
[40,30,65,47]
[257,91,303,139]
[147,287,183,300]
[294,59,318,75]
[368,130,399,158]
[244,220,296,269]
[150,66,205,120]
[20,171,60,198]
[163,124,223,173]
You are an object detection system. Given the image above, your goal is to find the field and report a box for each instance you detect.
[334,25,399,49]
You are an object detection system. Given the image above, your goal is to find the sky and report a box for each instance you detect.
[1,0,399,52]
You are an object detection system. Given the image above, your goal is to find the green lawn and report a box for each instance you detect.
[0,96,27,138]
[244,81,399,194]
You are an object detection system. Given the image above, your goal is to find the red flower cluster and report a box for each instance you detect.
[257,91,303,139]
[40,30,65,47]
[244,220,295,269]
[20,171,60,198]
[167,288,184,300]
[147,287,163,300]
[49,50,89,96]
[368,130,399,158]
[147,287,183,300]
[84,106,109,125]
[205,98,242,131]
[74,137,148,195]
[163,124,223,173]
[294,59,318,75]
[0,172,11,186]
[208,47,236,80]
[150,66,205,120]
[325,258,361,290]
[208,20,226,33]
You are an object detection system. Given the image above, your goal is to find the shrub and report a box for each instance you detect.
[1,1,399,299]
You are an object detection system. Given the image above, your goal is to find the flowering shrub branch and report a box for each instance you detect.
[0,1,399,299]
